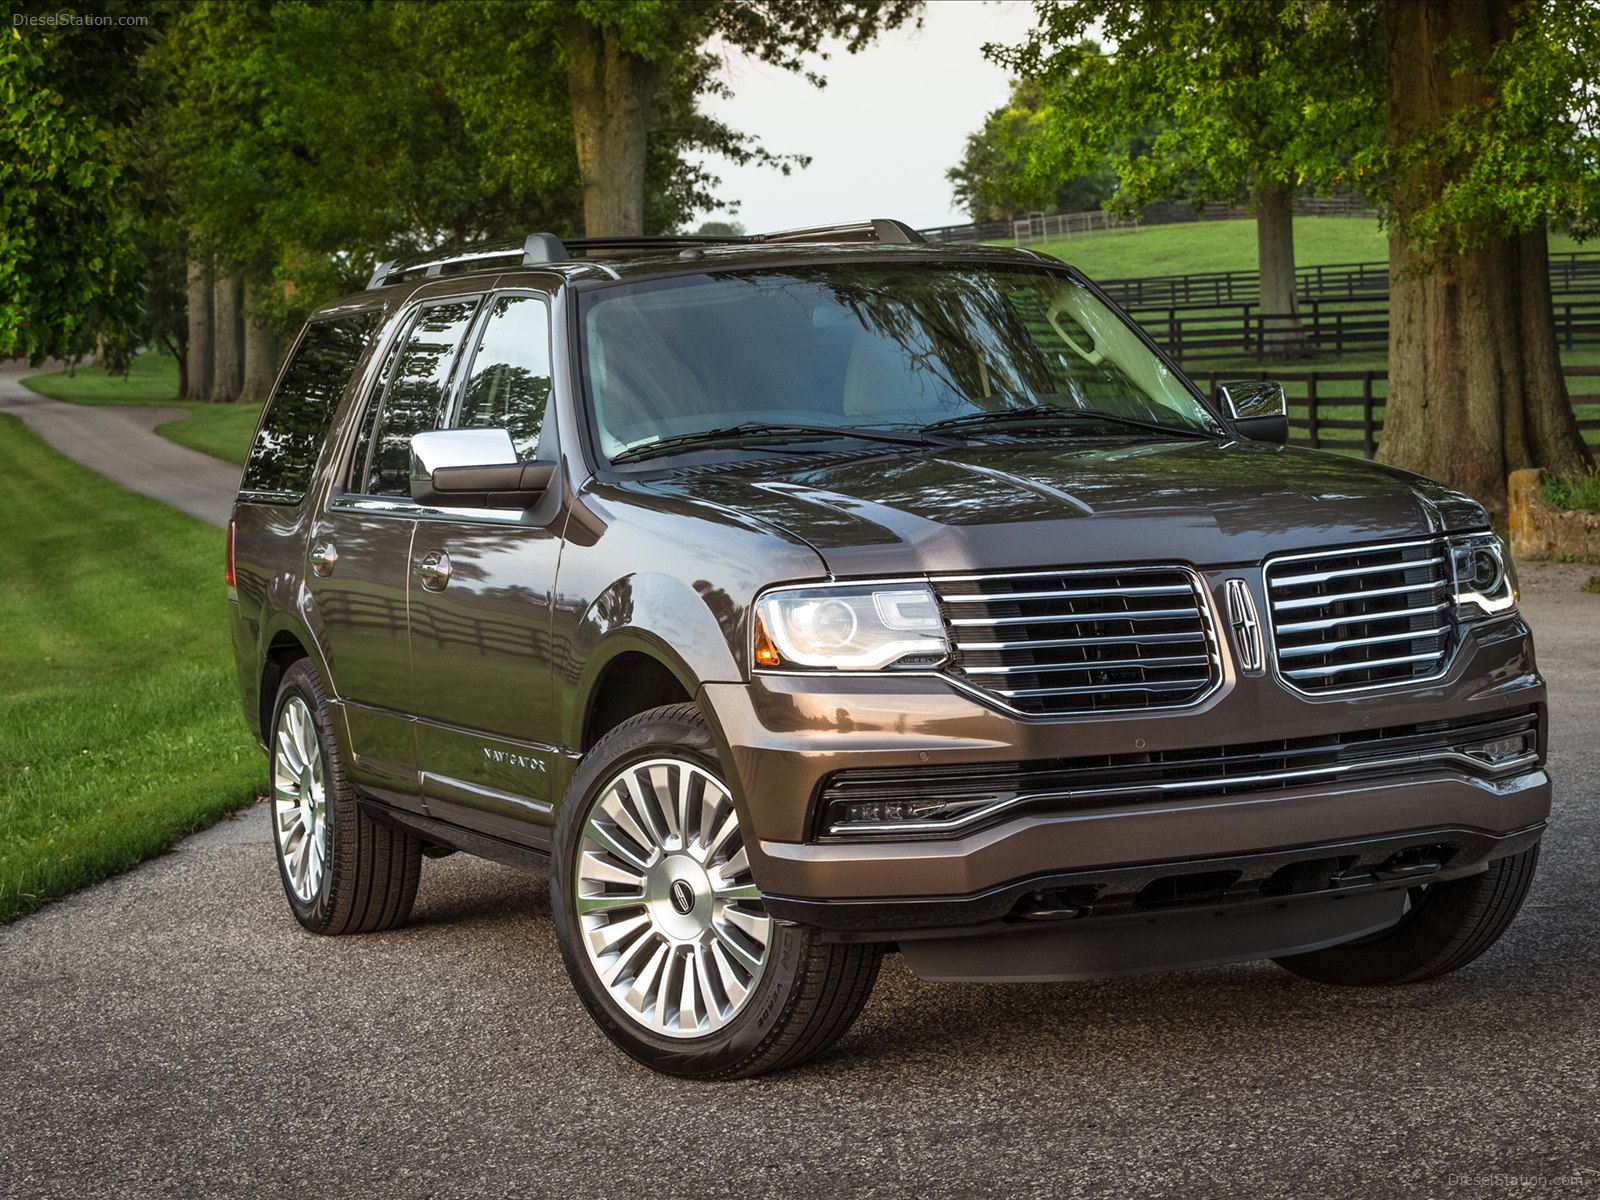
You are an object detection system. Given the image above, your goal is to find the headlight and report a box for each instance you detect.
[753,583,949,670]
[1448,533,1518,616]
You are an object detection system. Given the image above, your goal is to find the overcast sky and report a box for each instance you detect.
[690,0,1041,234]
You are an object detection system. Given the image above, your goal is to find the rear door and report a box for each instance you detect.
[405,291,569,845]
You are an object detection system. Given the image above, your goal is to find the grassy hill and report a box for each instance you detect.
[1011,217,1590,282]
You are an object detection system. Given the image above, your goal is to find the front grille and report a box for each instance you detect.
[1264,539,1452,693]
[817,708,1540,837]
[933,566,1220,716]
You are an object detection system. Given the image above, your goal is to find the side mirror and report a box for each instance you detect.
[409,428,554,508]
[1216,380,1289,445]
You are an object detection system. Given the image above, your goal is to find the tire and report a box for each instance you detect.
[551,703,882,1079]
[1274,845,1539,986]
[268,659,422,934]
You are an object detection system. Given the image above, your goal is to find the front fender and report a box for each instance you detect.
[562,571,744,748]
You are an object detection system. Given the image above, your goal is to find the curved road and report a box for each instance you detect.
[2,361,1598,1197]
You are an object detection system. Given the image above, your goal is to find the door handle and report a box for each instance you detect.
[309,542,338,577]
[417,550,451,590]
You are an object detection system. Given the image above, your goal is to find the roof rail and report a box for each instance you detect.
[755,219,925,245]
[367,232,570,290]
[364,218,925,289]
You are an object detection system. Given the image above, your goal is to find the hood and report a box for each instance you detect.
[635,438,1488,576]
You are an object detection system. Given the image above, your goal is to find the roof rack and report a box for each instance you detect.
[365,219,926,290]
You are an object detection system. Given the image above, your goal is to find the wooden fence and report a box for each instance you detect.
[1184,365,1600,459]
[1100,251,1600,309]
[1134,294,1600,362]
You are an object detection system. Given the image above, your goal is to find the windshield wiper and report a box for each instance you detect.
[611,422,933,465]
[921,405,1214,440]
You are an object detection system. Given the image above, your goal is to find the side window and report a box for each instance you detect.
[240,311,378,501]
[455,295,553,460]
[363,298,479,496]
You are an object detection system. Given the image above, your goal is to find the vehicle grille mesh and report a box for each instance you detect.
[1265,540,1452,693]
[933,567,1219,716]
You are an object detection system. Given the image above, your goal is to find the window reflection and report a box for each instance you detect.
[242,312,378,499]
[366,299,479,496]
[457,296,553,460]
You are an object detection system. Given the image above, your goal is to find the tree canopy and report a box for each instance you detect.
[1,25,140,363]
[4,0,920,367]
[946,79,1121,225]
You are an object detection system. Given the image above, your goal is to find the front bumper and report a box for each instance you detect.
[701,614,1548,930]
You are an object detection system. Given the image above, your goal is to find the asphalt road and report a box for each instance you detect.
[2,366,1597,1196]
[2,559,1596,1199]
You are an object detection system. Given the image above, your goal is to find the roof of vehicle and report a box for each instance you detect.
[358,219,1055,294]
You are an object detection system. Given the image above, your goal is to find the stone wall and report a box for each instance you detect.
[1509,469,1600,559]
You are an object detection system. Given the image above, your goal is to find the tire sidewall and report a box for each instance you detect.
[269,663,342,929]
[550,706,808,1077]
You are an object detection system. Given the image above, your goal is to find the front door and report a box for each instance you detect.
[404,293,570,845]
[317,294,483,811]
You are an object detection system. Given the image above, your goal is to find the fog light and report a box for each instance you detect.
[826,794,1004,834]
[1467,735,1528,764]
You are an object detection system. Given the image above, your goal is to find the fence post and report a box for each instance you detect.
[1363,371,1377,457]
[1307,374,1320,449]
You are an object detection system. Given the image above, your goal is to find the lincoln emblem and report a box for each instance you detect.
[1226,578,1265,675]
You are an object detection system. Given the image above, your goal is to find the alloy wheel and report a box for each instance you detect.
[574,757,773,1039]
[273,694,329,902]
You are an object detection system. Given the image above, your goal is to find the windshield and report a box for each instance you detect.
[579,262,1223,461]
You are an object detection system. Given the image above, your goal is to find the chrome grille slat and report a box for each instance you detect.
[958,631,1203,652]
[961,654,1212,676]
[1271,559,1431,587]
[1265,540,1453,694]
[941,584,1193,603]
[933,566,1221,716]
[997,679,1213,700]
[1274,600,1447,635]
[1281,651,1444,680]
[948,607,1203,628]
[1271,579,1445,612]
[1277,627,1448,658]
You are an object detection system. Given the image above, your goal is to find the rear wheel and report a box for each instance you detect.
[551,704,882,1078]
[1274,846,1539,986]
[269,660,422,934]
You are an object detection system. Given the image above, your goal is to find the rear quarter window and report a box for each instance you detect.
[240,311,380,502]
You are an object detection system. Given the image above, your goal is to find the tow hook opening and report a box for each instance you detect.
[1014,886,1100,921]
[1373,844,1453,882]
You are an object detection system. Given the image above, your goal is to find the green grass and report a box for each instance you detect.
[1016,216,1591,282]
[0,415,263,922]
[23,354,263,465]
[1542,467,1600,512]
[155,404,262,464]
[1584,575,1600,594]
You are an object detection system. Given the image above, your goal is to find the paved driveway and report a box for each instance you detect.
[0,361,237,528]
[3,559,1596,1199]
[2,374,1597,1196]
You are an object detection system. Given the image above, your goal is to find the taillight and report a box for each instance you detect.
[225,519,237,587]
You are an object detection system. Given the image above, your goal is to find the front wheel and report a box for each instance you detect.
[1275,845,1539,986]
[551,704,882,1078]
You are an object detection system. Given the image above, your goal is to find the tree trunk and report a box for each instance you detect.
[559,16,666,236]
[211,275,244,403]
[184,248,213,401]
[1377,0,1591,515]
[241,281,281,406]
[1254,179,1304,355]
